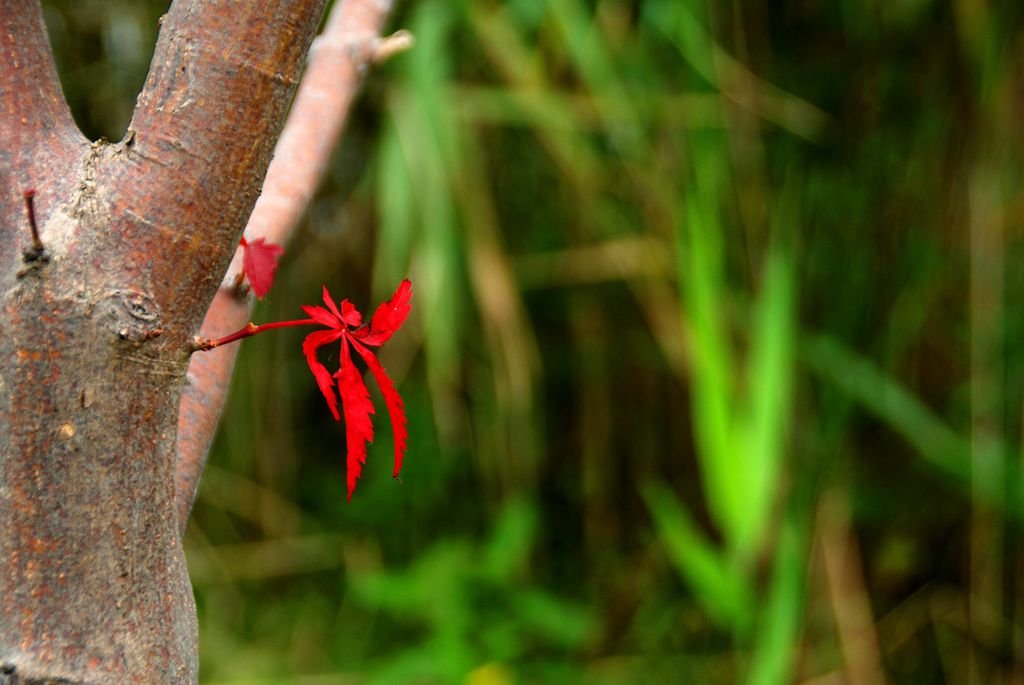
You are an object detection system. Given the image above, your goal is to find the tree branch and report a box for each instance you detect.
[0,1,82,145]
[0,0,86,259]
[91,0,328,342]
[175,0,403,533]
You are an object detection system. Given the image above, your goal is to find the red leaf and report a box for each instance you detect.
[340,300,363,327]
[302,329,344,421]
[240,237,285,299]
[355,279,413,346]
[336,341,375,500]
[321,286,344,321]
[302,304,342,329]
[352,339,408,478]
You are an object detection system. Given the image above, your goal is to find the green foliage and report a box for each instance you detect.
[349,498,594,684]
[45,0,1024,682]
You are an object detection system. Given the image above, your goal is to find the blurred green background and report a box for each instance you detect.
[42,0,1024,682]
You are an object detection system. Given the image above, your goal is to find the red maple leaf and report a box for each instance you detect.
[197,279,412,499]
[301,281,412,499]
[240,236,285,299]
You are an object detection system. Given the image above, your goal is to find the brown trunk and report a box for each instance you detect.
[0,1,327,682]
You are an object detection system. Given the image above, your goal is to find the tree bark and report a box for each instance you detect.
[0,1,327,682]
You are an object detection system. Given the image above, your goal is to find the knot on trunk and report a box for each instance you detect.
[99,289,163,343]
[0,664,90,685]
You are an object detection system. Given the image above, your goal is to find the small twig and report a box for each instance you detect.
[231,270,249,299]
[23,190,40,247]
[373,30,414,64]
[21,189,47,262]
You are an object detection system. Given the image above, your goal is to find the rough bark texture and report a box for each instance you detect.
[0,1,327,682]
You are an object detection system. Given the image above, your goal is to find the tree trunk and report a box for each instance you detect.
[0,1,327,682]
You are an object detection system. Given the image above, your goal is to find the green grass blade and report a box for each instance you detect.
[735,249,795,560]
[803,333,970,480]
[396,0,465,434]
[746,516,805,685]
[641,0,718,87]
[678,140,745,546]
[642,480,752,633]
[373,118,414,295]
[804,333,1024,514]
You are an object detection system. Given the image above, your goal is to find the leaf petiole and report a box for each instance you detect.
[193,318,318,351]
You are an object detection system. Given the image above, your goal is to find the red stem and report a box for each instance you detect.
[195,317,318,350]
